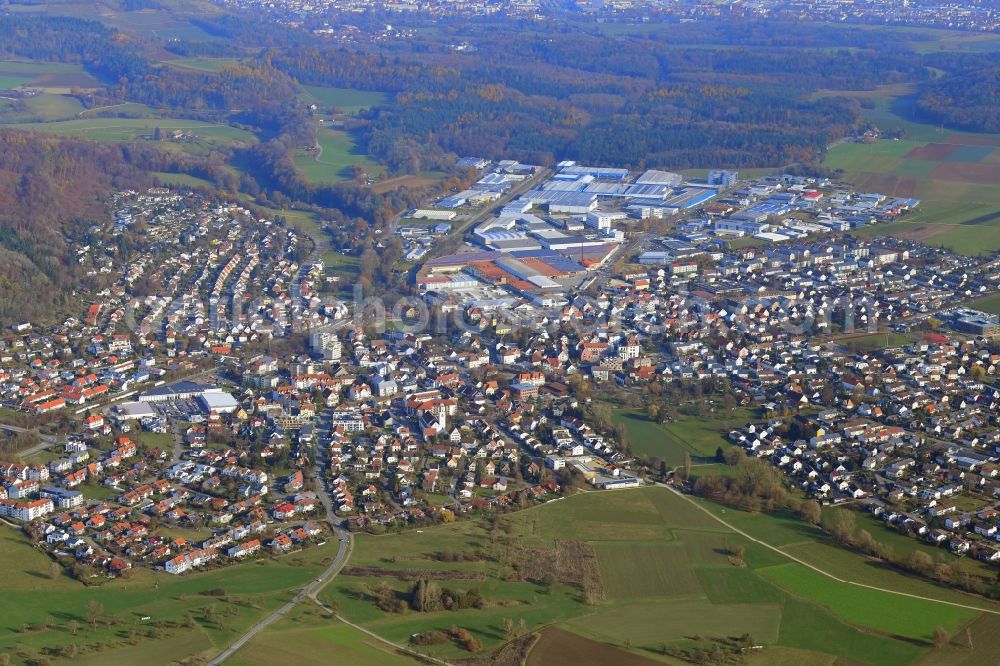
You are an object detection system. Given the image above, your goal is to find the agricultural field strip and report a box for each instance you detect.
[658,484,1000,616]
[312,600,452,666]
[13,121,234,132]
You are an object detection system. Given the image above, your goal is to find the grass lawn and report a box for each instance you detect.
[702,499,999,601]
[267,208,359,283]
[0,60,89,75]
[294,128,377,185]
[843,510,992,582]
[512,488,724,547]
[611,408,754,464]
[841,332,917,353]
[321,251,361,284]
[133,431,175,451]
[368,171,447,194]
[969,293,1000,315]
[78,482,123,501]
[725,236,768,250]
[76,102,157,119]
[697,502,821,548]
[300,85,388,115]
[272,208,325,240]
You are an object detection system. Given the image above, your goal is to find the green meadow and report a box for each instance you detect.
[293,128,377,185]
[0,527,342,665]
[300,85,388,115]
[309,487,995,664]
[164,57,239,72]
[610,408,754,464]
[8,117,253,145]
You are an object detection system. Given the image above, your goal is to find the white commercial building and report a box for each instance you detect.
[199,391,239,414]
[411,209,457,221]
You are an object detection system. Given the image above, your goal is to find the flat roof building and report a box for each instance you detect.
[139,381,210,402]
[200,391,239,414]
[949,309,1000,336]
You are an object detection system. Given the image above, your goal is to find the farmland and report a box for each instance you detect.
[0,525,345,664]
[0,59,102,92]
[527,627,664,666]
[300,85,388,115]
[5,1,224,42]
[6,117,255,152]
[759,562,973,638]
[308,487,996,664]
[0,93,85,123]
[595,541,704,599]
[164,57,239,72]
[821,86,1000,256]
[0,60,104,124]
[699,498,1000,604]
[226,605,420,666]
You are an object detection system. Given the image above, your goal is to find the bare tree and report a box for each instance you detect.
[86,600,103,629]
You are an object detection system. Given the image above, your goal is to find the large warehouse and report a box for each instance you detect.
[138,381,211,402]
[138,381,239,413]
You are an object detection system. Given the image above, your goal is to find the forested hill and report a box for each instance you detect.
[0,130,151,324]
[272,22,930,170]
[917,67,1000,133]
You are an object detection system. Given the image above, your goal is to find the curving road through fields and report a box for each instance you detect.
[206,528,353,665]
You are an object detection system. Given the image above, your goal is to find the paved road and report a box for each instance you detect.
[427,166,553,260]
[206,529,353,665]
[0,423,59,457]
[658,482,1000,615]
[0,423,31,434]
[207,410,353,664]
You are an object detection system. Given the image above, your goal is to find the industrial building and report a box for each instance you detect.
[138,381,239,414]
[635,169,683,186]
[139,381,213,402]
[410,209,457,221]
[707,170,739,186]
[557,163,630,181]
[199,391,240,414]
[116,401,158,420]
[948,309,1000,336]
